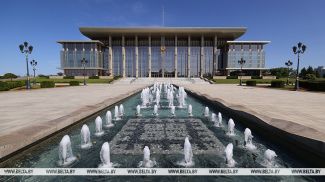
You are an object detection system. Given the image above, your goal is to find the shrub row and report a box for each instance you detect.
[0,81,25,91]
[89,76,99,79]
[299,80,325,91]
[246,80,257,86]
[40,81,55,88]
[63,76,74,79]
[226,76,238,79]
[251,76,262,79]
[0,82,10,91]
[69,81,80,86]
[38,74,50,79]
[6,81,25,89]
[271,80,285,88]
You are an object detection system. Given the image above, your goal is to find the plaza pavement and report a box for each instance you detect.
[179,84,325,142]
[1,78,324,161]
[0,81,149,159]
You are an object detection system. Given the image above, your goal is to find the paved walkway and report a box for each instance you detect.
[0,82,149,159]
[180,84,325,142]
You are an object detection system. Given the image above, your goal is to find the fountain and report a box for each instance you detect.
[104,111,114,128]
[181,137,194,167]
[168,89,174,107]
[211,113,216,122]
[170,106,176,117]
[225,143,236,167]
[155,89,160,106]
[58,135,77,166]
[141,87,151,107]
[227,119,235,136]
[80,124,92,149]
[119,104,124,117]
[204,107,209,117]
[188,104,193,117]
[244,128,256,150]
[114,106,121,120]
[94,116,104,136]
[264,149,277,167]
[212,113,221,127]
[136,105,142,116]
[153,104,159,116]
[177,87,187,108]
[138,146,155,168]
[98,142,113,168]
[218,112,223,126]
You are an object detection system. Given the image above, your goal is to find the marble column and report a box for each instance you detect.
[108,36,113,77]
[174,35,178,78]
[122,36,126,77]
[135,36,139,78]
[187,35,191,78]
[213,35,218,76]
[200,35,205,77]
[148,36,152,78]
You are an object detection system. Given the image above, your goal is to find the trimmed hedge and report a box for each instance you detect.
[0,82,9,91]
[246,80,257,86]
[6,81,24,89]
[251,76,262,79]
[271,80,285,88]
[38,74,50,79]
[40,81,55,88]
[89,76,99,79]
[299,80,325,91]
[69,81,80,86]
[227,76,238,79]
[63,76,74,79]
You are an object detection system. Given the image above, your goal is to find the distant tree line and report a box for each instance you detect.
[270,66,323,80]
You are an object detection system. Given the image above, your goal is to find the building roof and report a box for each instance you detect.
[227,41,270,44]
[57,40,104,45]
[79,27,247,40]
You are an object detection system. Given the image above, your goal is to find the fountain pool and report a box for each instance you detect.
[0,83,314,181]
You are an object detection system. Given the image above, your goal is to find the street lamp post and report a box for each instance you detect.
[238,58,246,86]
[285,60,293,86]
[30,59,37,86]
[292,42,307,91]
[19,42,33,89]
[81,58,88,85]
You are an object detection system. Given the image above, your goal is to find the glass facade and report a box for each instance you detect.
[60,42,104,76]
[227,44,265,69]
[59,36,267,77]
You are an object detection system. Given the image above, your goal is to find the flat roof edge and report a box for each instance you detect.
[57,40,103,44]
[227,41,271,44]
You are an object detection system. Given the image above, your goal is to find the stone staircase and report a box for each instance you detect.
[113,77,210,85]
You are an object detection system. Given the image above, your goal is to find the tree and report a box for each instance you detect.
[3,73,18,81]
[300,66,316,79]
[57,72,63,76]
[270,67,291,78]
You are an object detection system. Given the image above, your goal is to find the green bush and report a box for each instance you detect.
[6,81,24,89]
[299,80,325,91]
[63,76,74,79]
[38,74,49,79]
[251,76,262,79]
[40,81,55,88]
[0,81,10,91]
[271,80,285,88]
[89,76,99,79]
[304,74,316,80]
[246,80,257,86]
[113,75,122,80]
[227,76,238,79]
[69,81,80,86]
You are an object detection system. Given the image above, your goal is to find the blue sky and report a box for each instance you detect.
[0,0,324,75]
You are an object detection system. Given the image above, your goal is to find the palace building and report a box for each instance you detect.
[57,27,270,77]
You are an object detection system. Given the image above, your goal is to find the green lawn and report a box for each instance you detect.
[212,78,296,84]
[34,78,114,84]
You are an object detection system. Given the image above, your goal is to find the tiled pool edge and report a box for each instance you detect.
[0,86,147,165]
[184,88,325,167]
